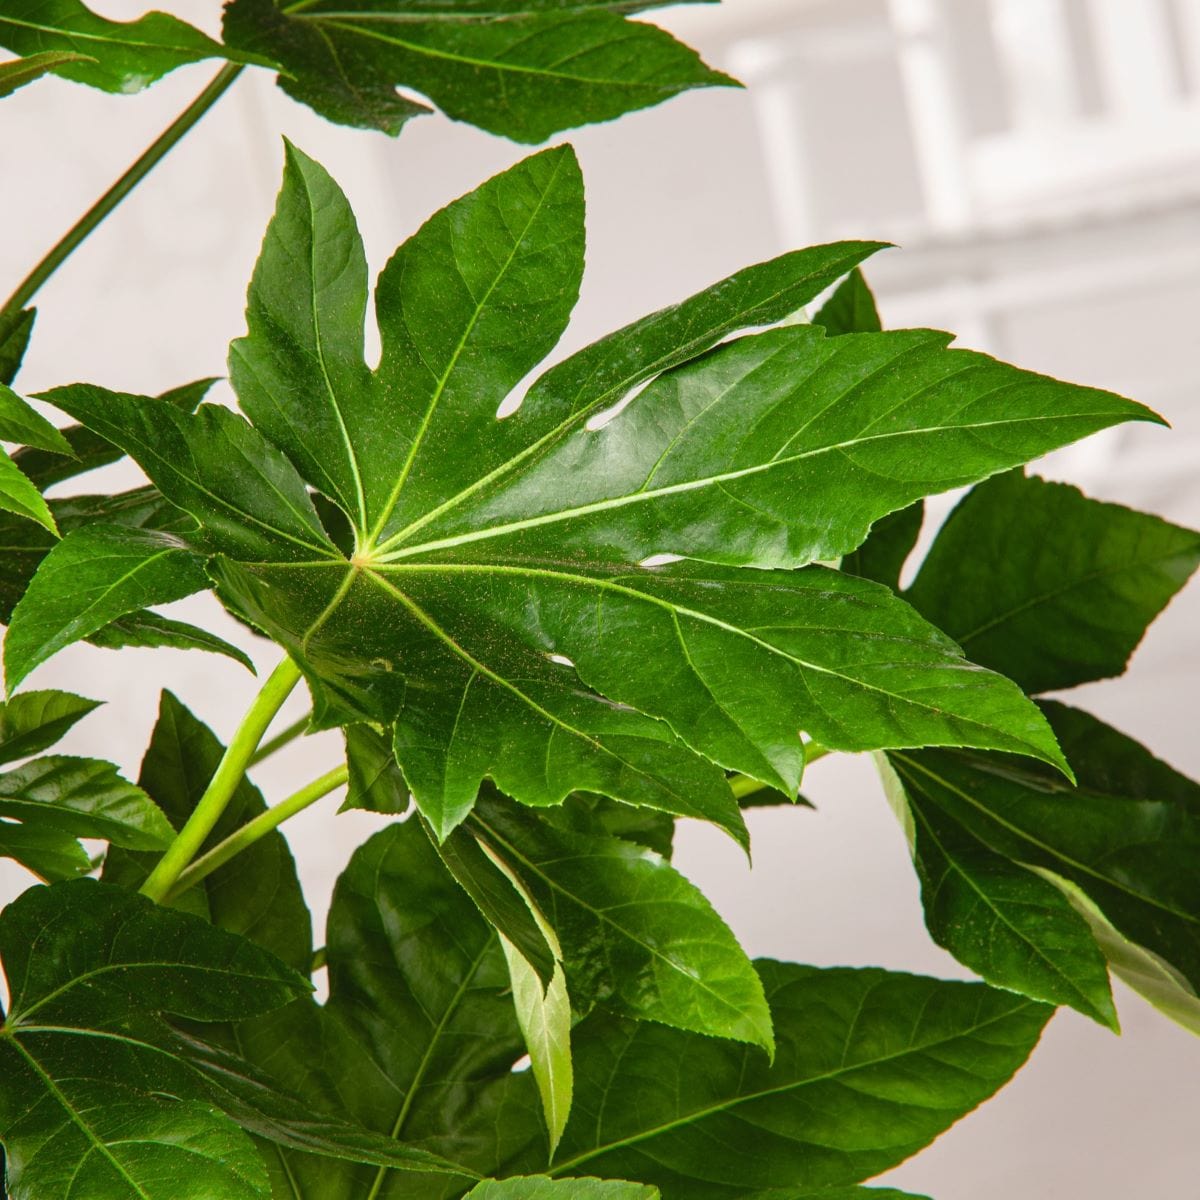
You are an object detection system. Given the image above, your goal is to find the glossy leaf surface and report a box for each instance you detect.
[0,383,72,453]
[0,688,99,764]
[49,149,1166,840]
[0,753,172,849]
[886,756,1117,1027]
[6,524,210,690]
[467,1180,657,1199]
[889,701,1200,999]
[0,879,306,1199]
[222,0,734,142]
[0,447,55,533]
[470,791,773,1051]
[0,0,249,92]
[907,471,1200,692]
[496,962,1048,1195]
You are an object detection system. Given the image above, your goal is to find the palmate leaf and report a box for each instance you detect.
[486,961,1049,1197]
[0,0,258,93]
[888,702,1200,1020]
[906,470,1200,693]
[222,0,734,143]
[46,147,1160,840]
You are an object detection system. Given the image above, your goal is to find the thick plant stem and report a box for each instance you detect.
[140,656,302,903]
[248,712,311,766]
[166,763,348,902]
[1,63,243,319]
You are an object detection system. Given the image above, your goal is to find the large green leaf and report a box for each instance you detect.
[907,471,1200,693]
[878,755,1117,1027]
[5,524,212,690]
[50,149,1164,839]
[0,879,306,1199]
[888,702,1200,1004]
[103,690,311,970]
[0,753,173,849]
[467,791,773,1051]
[222,0,734,142]
[0,688,99,764]
[0,0,254,93]
[0,48,94,95]
[490,961,1049,1196]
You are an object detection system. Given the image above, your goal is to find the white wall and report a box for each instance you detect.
[2,2,1199,1195]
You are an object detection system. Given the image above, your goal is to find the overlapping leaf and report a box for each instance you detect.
[465,789,773,1050]
[0,0,253,93]
[222,0,734,142]
[888,702,1200,1020]
[0,307,34,386]
[878,753,1117,1027]
[0,48,94,95]
[906,471,1200,693]
[486,961,1049,1196]
[467,1181,658,1199]
[0,687,99,764]
[46,146,1163,840]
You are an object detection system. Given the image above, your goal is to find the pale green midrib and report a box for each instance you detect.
[372,559,1053,759]
[0,15,213,54]
[891,753,1200,927]
[546,996,1039,1175]
[363,570,716,808]
[374,249,878,552]
[363,940,491,1200]
[374,409,1133,562]
[950,546,1200,645]
[364,153,568,550]
[311,16,682,87]
[908,797,1105,1016]
[6,1036,154,1199]
[299,166,370,539]
[472,813,768,1042]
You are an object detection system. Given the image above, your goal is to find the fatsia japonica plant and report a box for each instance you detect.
[0,3,1198,1198]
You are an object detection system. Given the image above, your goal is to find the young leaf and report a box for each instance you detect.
[0,48,95,96]
[0,383,72,454]
[470,791,774,1053]
[500,936,573,1156]
[0,879,310,1200]
[0,447,56,533]
[222,0,735,143]
[467,1180,658,1199]
[103,690,311,970]
[906,471,1200,693]
[5,524,213,691]
[0,307,34,386]
[883,756,1117,1028]
[0,688,100,764]
[888,701,1200,1000]
[0,0,258,93]
[812,267,882,335]
[496,962,1049,1195]
[0,754,173,849]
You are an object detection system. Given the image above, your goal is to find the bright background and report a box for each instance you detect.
[3,1,1200,1194]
